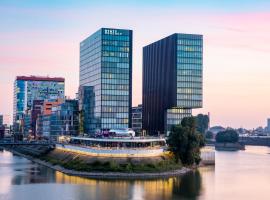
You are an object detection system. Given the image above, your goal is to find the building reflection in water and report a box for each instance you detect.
[55,170,202,200]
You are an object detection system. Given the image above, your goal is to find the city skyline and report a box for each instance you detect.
[1,1,270,128]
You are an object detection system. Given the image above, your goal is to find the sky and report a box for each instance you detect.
[1,0,270,128]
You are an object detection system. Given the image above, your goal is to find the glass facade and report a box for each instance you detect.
[143,33,203,135]
[13,77,65,123]
[176,34,203,108]
[50,100,79,137]
[165,108,192,134]
[79,28,132,134]
[132,104,142,133]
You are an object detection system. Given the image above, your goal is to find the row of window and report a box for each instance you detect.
[102,35,130,41]
[102,56,129,63]
[102,51,129,58]
[177,88,202,94]
[101,118,129,124]
[80,36,101,52]
[166,113,191,120]
[80,43,101,58]
[177,94,202,100]
[177,39,202,46]
[102,40,130,47]
[177,46,202,52]
[177,51,202,58]
[177,69,202,76]
[102,73,129,80]
[101,89,129,95]
[177,82,202,88]
[102,62,130,69]
[102,78,129,84]
[177,58,202,64]
[103,45,129,52]
[80,52,101,66]
[176,100,202,108]
[101,95,129,101]
[102,106,129,113]
[101,67,129,74]
[177,64,202,70]
[177,76,202,82]
[102,101,129,106]
[102,84,129,90]
[102,112,129,119]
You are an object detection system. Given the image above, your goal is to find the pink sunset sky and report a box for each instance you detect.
[1,1,270,128]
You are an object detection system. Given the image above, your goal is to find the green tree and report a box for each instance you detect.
[205,131,213,139]
[167,117,205,165]
[216,130,239,143]
[196,114,209,134]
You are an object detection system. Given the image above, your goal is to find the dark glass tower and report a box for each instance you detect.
[143,33,203,135]
[79,28,132,134]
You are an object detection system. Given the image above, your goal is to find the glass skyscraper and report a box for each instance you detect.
[143,33,203,135]
[79,28,132,134]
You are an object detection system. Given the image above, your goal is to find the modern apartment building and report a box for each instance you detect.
[79,28,132,134]
[13,76,65,123]
[143,33,203,135]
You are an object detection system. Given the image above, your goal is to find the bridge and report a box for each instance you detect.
[239,136,270,146]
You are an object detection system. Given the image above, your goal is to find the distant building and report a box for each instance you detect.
[31,100,44,136]
[0,115,3,126]
[79,28,133,134]
[50,99,79,138]
[132,104,142,134]
[78,86,94,134]
[143,33,203,135]
[267,118,270,133]
[13,76,65,123]
[13,76,65,137]
[0,125,4,139]
[36,99,79,139]
[39,99,63,137]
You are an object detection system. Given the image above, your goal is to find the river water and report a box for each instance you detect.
[0,146,270,200]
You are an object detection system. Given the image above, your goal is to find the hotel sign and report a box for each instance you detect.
[104,29,122,35]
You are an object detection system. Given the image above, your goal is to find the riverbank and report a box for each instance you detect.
[4,147,192,180]
[215,142,245,151]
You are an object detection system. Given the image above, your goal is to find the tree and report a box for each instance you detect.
[205,131,213,139]
[167,117,205,165]
[196,114,209,134]
[216,130,239,143]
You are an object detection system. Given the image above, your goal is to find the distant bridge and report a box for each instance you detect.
[239,136,270,146]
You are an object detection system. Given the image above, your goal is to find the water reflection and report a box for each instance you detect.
[172,171,202,199]
[1,146,270,200]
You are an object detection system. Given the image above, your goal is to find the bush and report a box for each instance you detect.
[216,130,239,143]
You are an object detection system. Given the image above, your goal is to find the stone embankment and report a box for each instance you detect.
[5,146,192,180]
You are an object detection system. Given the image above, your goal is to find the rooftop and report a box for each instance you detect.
[16,76,65,82]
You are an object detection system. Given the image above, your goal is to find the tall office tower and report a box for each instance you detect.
[79,28,132,134]
[143,33,203,135]
[13,76,65,123]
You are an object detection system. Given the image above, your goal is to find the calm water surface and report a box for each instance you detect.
[0,146,270,200]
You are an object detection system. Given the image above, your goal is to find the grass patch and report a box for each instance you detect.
[40,154,182,173]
